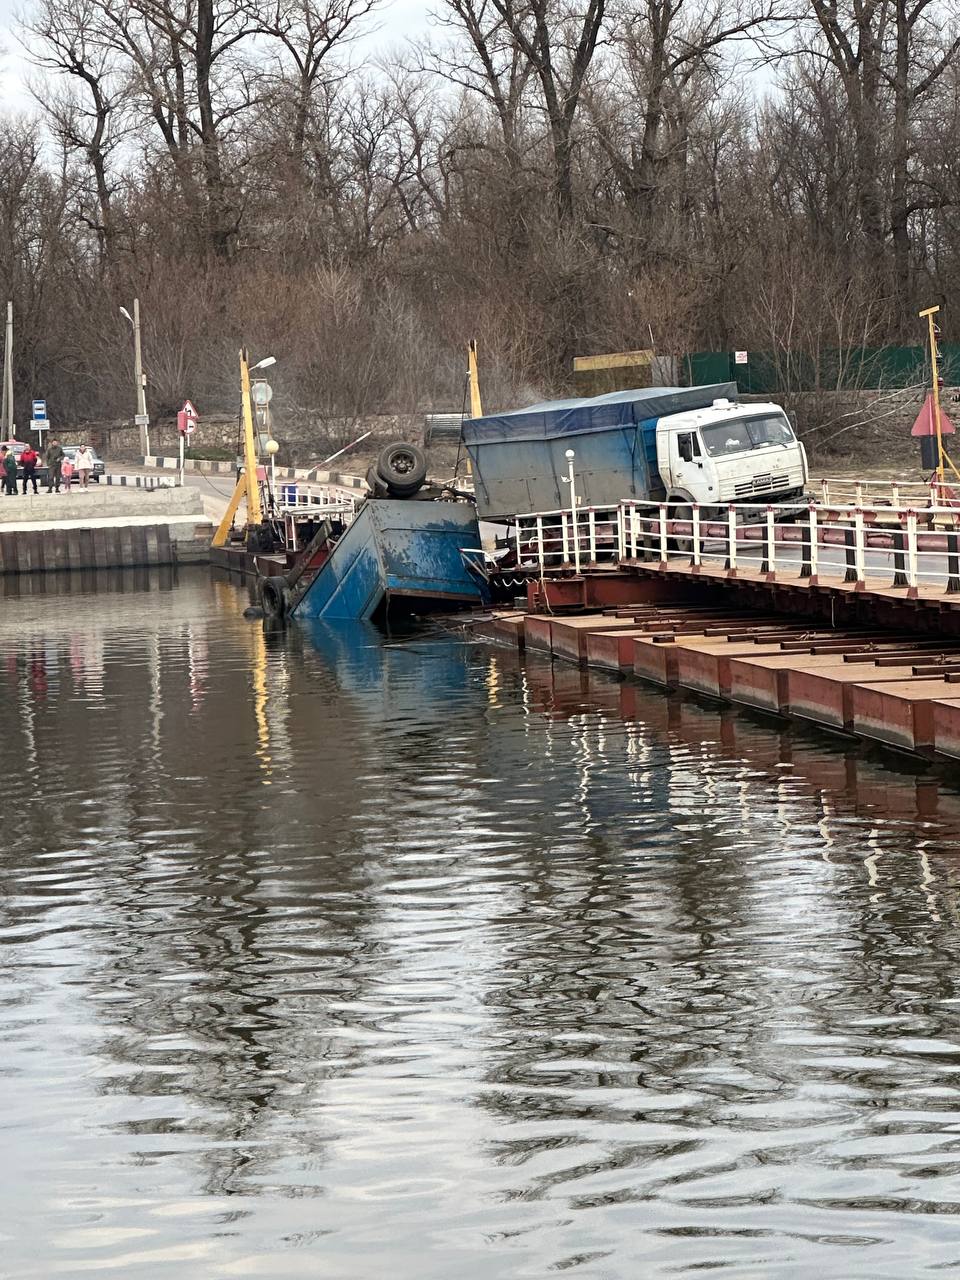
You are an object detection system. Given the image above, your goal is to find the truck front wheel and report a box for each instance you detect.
[668,501,696,556]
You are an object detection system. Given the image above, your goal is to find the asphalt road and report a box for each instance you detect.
[121,464,237,496]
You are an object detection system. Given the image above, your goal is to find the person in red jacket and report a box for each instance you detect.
[20,444,39,495]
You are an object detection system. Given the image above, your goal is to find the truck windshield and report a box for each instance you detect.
[699,414,795,457]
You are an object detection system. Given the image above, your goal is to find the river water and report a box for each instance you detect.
[3,569,960,1278]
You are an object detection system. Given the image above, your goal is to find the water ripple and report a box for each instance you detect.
[1,574,960,1276]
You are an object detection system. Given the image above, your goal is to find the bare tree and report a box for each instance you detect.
[22,0,128,270]
[592,0,781,230]
[91,0,261,257]
[485,0,607,224]
[257,0,380,171]
[10,0,960,438]
[802,0,889,275]
[887,0,960,325]
[426,0,534,166]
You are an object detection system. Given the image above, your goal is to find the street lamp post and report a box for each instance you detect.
[265,437,279,507]
[120,300,149,456]
[251,375,275,507]
[1,302,13,438]
[562,447,580,574]
[239,351,276,529]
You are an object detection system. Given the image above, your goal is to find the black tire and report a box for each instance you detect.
[260,575,290,620]
[366,464,389,499]
[640,532,659,562]
[669,503,695,556]
[376,442,427,496]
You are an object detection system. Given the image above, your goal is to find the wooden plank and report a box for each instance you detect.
[92,526,110,570]
[119,525,135,567]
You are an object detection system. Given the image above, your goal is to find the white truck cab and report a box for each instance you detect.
[655,398,807,509]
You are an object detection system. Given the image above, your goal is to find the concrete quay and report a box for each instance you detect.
[0,487,214,573]
[468,601,960,765]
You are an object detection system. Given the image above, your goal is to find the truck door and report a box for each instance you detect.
[669,430,704,498]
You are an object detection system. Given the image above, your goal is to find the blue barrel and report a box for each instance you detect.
[280,483,298,505]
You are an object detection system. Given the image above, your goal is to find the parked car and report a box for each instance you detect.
[3,441,50,486]
[1,440,107,487]
[62,446,106,483]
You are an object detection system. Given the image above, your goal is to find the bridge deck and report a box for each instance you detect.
[513,495,960,623]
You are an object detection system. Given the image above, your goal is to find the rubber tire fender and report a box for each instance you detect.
[260,575,291,620]
[376,442,427,496]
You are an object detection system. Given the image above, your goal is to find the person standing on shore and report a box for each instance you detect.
[20,444,39,495]
[45,439,64,493]
[75,443,94,489]
[1,447,17,496]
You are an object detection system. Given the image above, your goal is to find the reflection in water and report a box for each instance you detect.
[1,570,960,1277]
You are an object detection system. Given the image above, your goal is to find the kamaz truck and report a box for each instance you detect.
[461,382,807,520]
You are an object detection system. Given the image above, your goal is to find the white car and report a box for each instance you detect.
[63,446,106,482]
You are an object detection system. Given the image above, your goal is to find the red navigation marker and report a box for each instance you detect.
[911,392,955,473]
[911,393,955,438]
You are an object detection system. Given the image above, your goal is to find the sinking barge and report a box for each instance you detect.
[213,433,489,622]
[286,497,486,621]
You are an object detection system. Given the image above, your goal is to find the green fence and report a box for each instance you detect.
[684,345,960,393]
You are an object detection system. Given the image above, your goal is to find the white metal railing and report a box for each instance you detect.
[514,496,960,596]
[272,481,360,514]
[276,492,358,513]
[514,505,621,573]
[272,484,361,555]
[815,476,960,509]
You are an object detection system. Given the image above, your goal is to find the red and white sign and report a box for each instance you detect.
[178,399,199,435]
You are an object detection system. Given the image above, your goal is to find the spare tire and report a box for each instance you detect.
[260,575,291,620]
[376,442,427,497]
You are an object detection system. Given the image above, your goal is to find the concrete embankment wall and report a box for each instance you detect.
[0,487,205,522]
[97,412,423,470]
[0,488,213,574]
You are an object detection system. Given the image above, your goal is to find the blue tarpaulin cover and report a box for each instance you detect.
[462,384,740,445]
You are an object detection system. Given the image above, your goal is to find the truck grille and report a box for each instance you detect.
[734,473,790,497]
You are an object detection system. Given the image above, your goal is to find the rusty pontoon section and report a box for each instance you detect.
[470,602,960,764]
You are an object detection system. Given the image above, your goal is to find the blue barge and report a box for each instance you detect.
[291,499,486,621]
